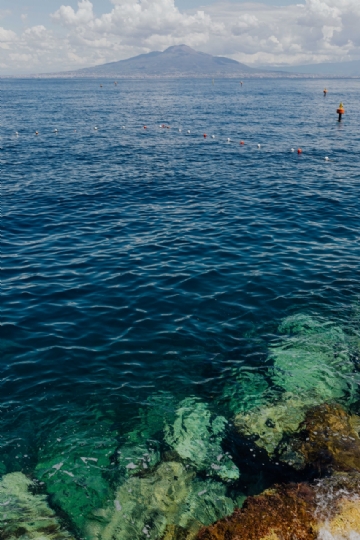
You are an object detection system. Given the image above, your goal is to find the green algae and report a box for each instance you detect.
[85,460,240,540]
[0,472,74,539]
[34,415,118,535]
[164,397,240,481]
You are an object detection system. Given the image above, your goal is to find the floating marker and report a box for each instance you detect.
[15,132,18,136]
[240,141,244,145]
[94,127,98,131]
[211,135,215,139]
[257,144,261,149]
[325,156,329,161]
[54,129,58,133]
[291,148,295,152]
[323,88,327,96]
[187,130,191,134]
[35,131,39,135]
[179,128,182,132]
[122,126,126,129]
[227,138,231,143]
[297,148,302,154]
[203,134,207,138]
[337,102,345,122]
[143,126,147,129]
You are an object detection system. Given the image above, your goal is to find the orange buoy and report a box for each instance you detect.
[323,88,327,96]
[240,141,245,145]
[144,126,147,129]
[297,148,302,154]
[35,131,39,135]
[203,134,207,138]
[337,102,345,122]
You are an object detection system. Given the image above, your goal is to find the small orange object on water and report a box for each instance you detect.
[240,141,245,145]
[297,148,302,154]
[144,126,147,129]
[337,102,345,121]
[203,134,207,138]
[323,88,327,95]
[35,131,39,135]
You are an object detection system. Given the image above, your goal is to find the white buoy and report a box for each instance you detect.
[122,126,126,129]
[187,130,191,134]
[179,128,182,132]
[211,135,215,139]
[227,138,231,143]
[325,156,329,161]
[15,132,18,136]
[54,129,58,133]
[159,125,162,128]
[94,127,98,131]
[257,144,261,149]
[291,148,295,152]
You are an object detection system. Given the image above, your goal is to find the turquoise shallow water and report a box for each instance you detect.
[1,78,360,537]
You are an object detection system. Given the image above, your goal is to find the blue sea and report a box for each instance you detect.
[1,77,360,537]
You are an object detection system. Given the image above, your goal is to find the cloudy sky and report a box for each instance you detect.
[1,0,360,75]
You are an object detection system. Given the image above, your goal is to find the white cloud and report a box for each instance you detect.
[0,0,360,74]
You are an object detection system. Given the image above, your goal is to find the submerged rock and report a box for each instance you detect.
[35,415,118,534]
[164,397,240,482]
[196,473,360,540]
[0,472,74,539]
[234,391,317,457]
[270,315,358,402]
[220,370,270,415]
[85,460,239,540]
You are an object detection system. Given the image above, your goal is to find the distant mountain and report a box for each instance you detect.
[47,45,273,79]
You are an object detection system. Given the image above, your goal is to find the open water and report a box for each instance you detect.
[1,78,360,537]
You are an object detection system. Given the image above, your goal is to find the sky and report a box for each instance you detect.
[1,0,360,75]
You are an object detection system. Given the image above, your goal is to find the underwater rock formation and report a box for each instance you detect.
[220,370,270,415]
[164,397,240,481]
[196,473,360,540]
[35,415,118,534]
[85,460,239,540]
[196,482,318,540]
[234,391,316,457]
[270,315,358,402]
[0,472,74,539]
[292,403,360,473]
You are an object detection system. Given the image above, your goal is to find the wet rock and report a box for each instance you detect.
[164,397,240,482]
[0,472,74,539]
[293,403,360,473]
[196,482,318,540]
[196,473,360,540]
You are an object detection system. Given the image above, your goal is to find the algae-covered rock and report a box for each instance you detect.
[293,403,360,473]
[86,460,240,540]
[234,392,317,457]
[220,369,270,415]
[196,473,360,540]
[0,472,74,539]
[164,398,240,482]
[196,482,318,540]
[270,315,358,402]
[35,415,118,535]
[116,393,175,478]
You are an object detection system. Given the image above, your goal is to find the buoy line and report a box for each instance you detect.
[10,124,338,162]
